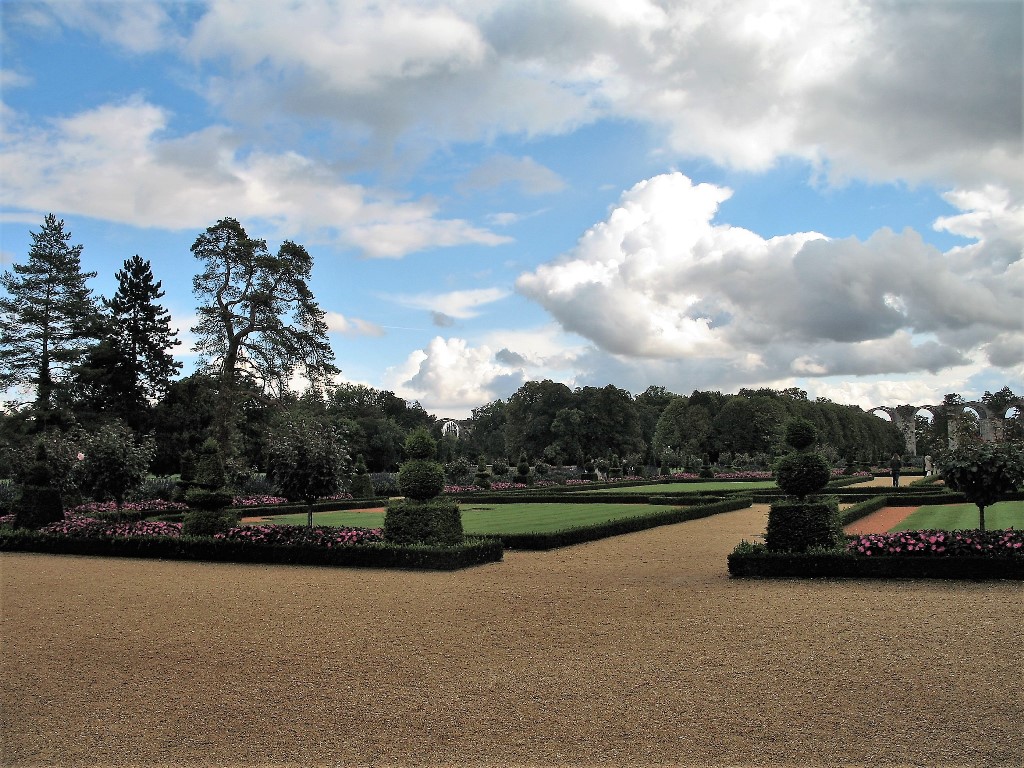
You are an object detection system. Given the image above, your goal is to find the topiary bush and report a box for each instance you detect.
[764,498,843,552]
[350,454,375,499]
[474,456,491,489]
[515,452,532,486]
[12,444,64,530]
[766,419,839,552]
[182,507,240,537]
[388,429,462,545]
[383,498,463,546]
[774,452,832,500]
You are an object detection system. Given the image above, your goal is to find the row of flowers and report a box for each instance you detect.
[30,516,383,547]
[214,524,383,547]
[848,529,1024,557]
[62,493,357,516]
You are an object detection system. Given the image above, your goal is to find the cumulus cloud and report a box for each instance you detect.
[517,172,1022,382]
[0,98,509,258]
[177,0,1019,192]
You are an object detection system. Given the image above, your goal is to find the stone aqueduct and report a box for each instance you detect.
[868,399,1024,456]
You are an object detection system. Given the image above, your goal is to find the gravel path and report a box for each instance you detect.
[2,504,1022,768]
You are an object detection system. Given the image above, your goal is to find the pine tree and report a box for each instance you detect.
[190,217,337,452]
[0,214,102,423]
[106,255,182,401]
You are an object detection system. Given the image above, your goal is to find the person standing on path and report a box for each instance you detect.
[890,453,902,487]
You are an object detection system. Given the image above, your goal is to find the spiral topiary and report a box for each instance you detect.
[350,454,375,499]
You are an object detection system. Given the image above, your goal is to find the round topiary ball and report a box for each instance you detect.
[774,452,831,499]
[398,460,445,501]
[784,418,818,452]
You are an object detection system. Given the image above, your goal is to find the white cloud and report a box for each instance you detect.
[0,98,509,258]
[324,312,385,338]
[459,155,566,195]
[517,172,1022,385]
[385,287,510,319]
[24,0,182,54]
[178,0,1020,192]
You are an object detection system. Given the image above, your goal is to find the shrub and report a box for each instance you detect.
[774,452,832,500]
[474,457,491,490]
[350,454,375,499]
[193,438,227,490]
[764,497,843,553]
[397,429,445,501]
[371,472,399,497]
[184,488,234,511]
[384,498,463,546]
[784,418,817,451]
[12,444,64,530]
[398,460,445,501]
[182,507,239,537]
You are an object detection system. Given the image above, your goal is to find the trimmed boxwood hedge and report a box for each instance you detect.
[495,496,752,550]
[0,529,503,571]
[728,547,1024,580]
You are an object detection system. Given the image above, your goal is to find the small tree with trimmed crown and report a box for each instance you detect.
[941,441,1024,532]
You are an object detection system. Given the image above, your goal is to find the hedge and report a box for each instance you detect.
[0,529,503,571]
[728,547,1024,580]
[495,496,752,550]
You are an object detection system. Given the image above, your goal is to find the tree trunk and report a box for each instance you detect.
[979,504,986,532]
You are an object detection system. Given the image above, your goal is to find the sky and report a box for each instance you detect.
[1,0,1022,419]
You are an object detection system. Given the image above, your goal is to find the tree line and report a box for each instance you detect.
[1,214,1014,483]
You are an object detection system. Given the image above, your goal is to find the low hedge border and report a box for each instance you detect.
[0,529,503,571]
[728,547,1024,580]
[453,491,726,505]
[495,496,752,550]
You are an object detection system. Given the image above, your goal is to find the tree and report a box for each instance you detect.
[941,441,1024,531]
[0,214,102,424]
[76,422,155,516]
[190,218,338,452]
[504,380,575,460]
[266,420,348,527]
[106,255,182,404]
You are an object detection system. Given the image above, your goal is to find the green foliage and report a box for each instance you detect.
[266,420,348,525]
[0,214,102,417]
[184,488,234,511]
[765,498,843,553]
[182,507,238,536]
[76,421,155,508]
[773,452,831,499]
[404,427,437,460]
[0,528,502,570]
[397,460,445,501]
[190,217,338,451]
[940,441,1024,530]
[349,454,375,499]
[384,498,464,546]
[193,438,227,490]
[784,418,817,451]
[12,485,64,530]
[474,456,491,489]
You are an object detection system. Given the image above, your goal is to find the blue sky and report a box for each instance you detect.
[1,0,1021,417]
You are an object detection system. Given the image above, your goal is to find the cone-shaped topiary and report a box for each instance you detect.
[474,456,491,489]
[350,454,375,499]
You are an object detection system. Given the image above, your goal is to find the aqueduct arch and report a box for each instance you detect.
[869,398,1024,455]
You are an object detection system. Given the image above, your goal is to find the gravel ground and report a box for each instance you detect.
[2,504,1022,768]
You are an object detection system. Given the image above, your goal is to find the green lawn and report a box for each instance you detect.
[250,502,674,535]
[890,501,1024,532]
[582,480,777,494]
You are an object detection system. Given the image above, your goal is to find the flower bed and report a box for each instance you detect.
[68,500,189,516]
[215,524,382,547]
[848,529,1024,557]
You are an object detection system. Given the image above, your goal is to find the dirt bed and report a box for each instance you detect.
[2,504,1021,768]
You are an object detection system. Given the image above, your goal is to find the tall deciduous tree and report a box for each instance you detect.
[190,218,338,451]
[0,214,101,423]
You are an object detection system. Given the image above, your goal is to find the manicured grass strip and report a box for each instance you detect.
[889,501,1024,532]
[259,503,676,535]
